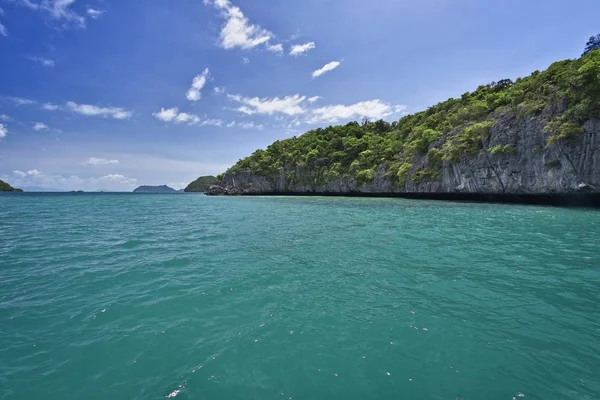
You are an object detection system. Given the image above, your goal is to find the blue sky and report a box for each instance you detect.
[0,0,598,191]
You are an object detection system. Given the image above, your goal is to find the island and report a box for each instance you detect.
[200,49,600,205]
[0,179,23,192]
[184,176,217,192]
[133,185,178,193]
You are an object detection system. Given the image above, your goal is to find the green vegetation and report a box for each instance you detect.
[220,50,600,188]
[0,179,22,192]
[489,144,517,155]
[184,176,217,192]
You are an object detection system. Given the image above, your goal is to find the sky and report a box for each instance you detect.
[0,0,599,191]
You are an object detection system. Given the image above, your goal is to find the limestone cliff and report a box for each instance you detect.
[203,52,600,199]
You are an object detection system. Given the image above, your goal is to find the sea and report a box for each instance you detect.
[1,193,599,400]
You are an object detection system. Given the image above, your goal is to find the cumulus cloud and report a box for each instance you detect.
[86,157,119,166]
[18,0,86,27]
[186,68,210,102]
[227,93,307,116]
[66,101,133,119]
[153,107,179,122]
[0,114,11,121]
[14,169,41,177]
[312,61,341,78]
[174,112,201,125]
[267,43,283,54]
[0,123,7,138]
[96,174,137,185]
[33,122,48,131]
[226,120,263,130]
[203,0,281,53]
[214,86,225,94]
[153,107,222,127]
[200,119,223,127]
[42,103,60,111]
[243,57,250,64]
[308,100,403,124]
[87,8,104,19]
[27,56,55,67]
[290,42,315,56]
[225,91,404,125]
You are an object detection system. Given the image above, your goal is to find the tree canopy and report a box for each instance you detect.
[584,34,600,56]
[184,176,217,192]
[0,179,22,192]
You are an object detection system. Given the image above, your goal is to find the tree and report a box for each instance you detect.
[583,34,600,56]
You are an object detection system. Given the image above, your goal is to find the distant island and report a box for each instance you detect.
[133,185,178,193]
[0,179,23,192]
[184,176,217,192]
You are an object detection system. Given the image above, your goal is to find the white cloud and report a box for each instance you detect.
[204,0,281,53]
[6,97,35,106]
[19,0,86,27]
[267,43,283,54]
[96,174,137,185]
[200,119,223,127]
[153,107,179,122]
[174,112,201,125]
[27,56,55,67]
[33,122,48,131]
[0,7,7,36]
[0,114,11,121]
[186,68,210,102]
[308,96,322,103]
[14,169,41,177]
[243,57,250,64]
[153,107,222,127]
[312,61,341,78]
[87,8,104,19]
[214,86,225,94]
[42,103,60,111]
[86,157,119,166]
[0,123,7,138]
[227,120,264,130]
[66,101,133,119]
[227,93,307,116]
[308,100,402,124]
[290,42,315,56]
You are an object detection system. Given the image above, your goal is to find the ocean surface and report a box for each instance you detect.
[1,193,599,400]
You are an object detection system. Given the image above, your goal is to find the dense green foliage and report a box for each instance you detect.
[225,51,600,188]
[0,179,22,192]
[184,176,217,192]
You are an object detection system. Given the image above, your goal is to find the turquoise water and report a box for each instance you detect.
[1,194,599,400]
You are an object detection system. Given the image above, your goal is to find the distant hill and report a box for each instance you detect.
[0,179,22,192]
[184,176,217,192]
[133,185,178,193]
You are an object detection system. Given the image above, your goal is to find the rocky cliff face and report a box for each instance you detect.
[207,109,600,196]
